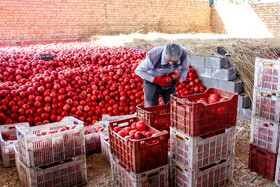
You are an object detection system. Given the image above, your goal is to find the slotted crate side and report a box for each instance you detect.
[252,88,280,123]
[170,126,235,170]
[248,144,277,181]
[170,88,238,137]
[254,57,280,92]
[0,122,29,167]
[136,103,170,132]
[84,125,101,155]
[111,156,169,187]
[16,149,87,187]
[109,117,169,173]
[100,130,111,163]
[16,116,85,168]
[170,157,233,187]
[274,155,280,186]
[250,116,280,153]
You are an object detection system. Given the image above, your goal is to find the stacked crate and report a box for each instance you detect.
[14,116,87,187]
[0,122,29,167]
[108,117,169,186]
[170,88,238,186]
[248,57,280,182]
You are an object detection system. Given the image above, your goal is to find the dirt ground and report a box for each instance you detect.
[0,33,279,186]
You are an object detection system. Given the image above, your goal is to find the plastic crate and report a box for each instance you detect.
[84,125,101,155]
[170,126,235,170]
[248,143,277,181]
[16,116,85,168]
[170,157,233,187]
[250,116,280,153]
[254,57,280,92]
[109,117,169,173]
[0,122,29,167]
[136,103,170,133]
[111,156,169,187]
[15,146,87,187]
[170,88,238,137]
[100,130,111,163]
[274,155,280,186]
[252,88,280,123]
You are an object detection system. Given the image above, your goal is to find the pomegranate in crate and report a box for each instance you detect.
[250,116,280,153]
[170,126,235,170]
[16,116,85,167]
[254,57,280,91]
[136,102,170,133]
[15,145,87,187]
[109,117,168,173]
[170,88,238,137]
[170,157,233,187]
[248,144,277,181]
[252,88,280,123]
[0,122,29,167]
[111,156,168,187]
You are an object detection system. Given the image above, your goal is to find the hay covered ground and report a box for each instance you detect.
[1,33,280,186]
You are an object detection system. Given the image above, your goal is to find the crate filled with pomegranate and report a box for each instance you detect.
[252,88,280,123]
[254,57,280,92]
[170,126,235,170]
[170,88,238,136]
[111,156,168,187]
[15,145,87,187]
[248,143,277,181]
[0,122,29,167]
[108,117,169,173]
[16,116,85,167]
[250,116,280,153]
[136,102,170,133]
[170,157,233,187]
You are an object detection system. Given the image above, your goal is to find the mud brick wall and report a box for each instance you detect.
[251,3,280,38]
[0,0,211,43]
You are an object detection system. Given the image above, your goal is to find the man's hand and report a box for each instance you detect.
[153,75,169,88]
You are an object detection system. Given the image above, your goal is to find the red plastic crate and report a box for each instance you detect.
[170,88,238,137]
[136,102,170,133]
[248,144,277,181]
[109,117,169,173]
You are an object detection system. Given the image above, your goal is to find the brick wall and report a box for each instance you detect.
[210,5,226,34]
[251,3,280,38]
[0,0,211,43]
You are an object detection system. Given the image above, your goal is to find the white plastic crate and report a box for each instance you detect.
[254,57,280,92]
[170,127,235,170]
[275,155,280,186]
[170,157,233,187]
[16,116,85,167]
[0,122,29,167]
[84,125,101,155]
[111,156,169,187]
[252,88,280,123]
[100,130,111,162]
[15,145,87,187]
[250,116,280,153]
